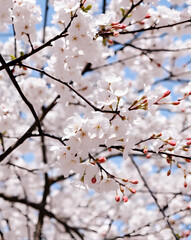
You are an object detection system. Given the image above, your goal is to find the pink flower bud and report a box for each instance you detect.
[91,177,97,184]
[185,158,191,163]
[129,180,139,184]
[184,182,187,188]
[98,157,106,163]
[167,140,176,146]
[172,101,180,105]
[146,153,151,159]
[111,22,119,26]
[117,24,127,29]
[143,148,148,154]
[145,13,151,19]
[129,188,136,194]
[162,90,171,98]
[186,140,191,145]
[123,196,128,202]
[115,195,120,202]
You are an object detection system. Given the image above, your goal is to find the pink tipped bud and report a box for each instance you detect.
[129,180,139,184]
[184,182,188,188]
[98,157,106,163]
[122,178,128,182]
[146,153,151,158]
[123,196,128,202]
[185,158,191,163]
[157,133,162,137]
[162,90,171,98]
[172,101,180,105]
[145,13,151,19]
[167,169,171,176]
[186,137,191,140]
[91,177,97,184]
[167,140,176,146]
[186,140,191,145]
[111,23,127,29]
[115,195,120,202]
[111,22,119,26]
[129,188,136,194]
[143,148,148,154]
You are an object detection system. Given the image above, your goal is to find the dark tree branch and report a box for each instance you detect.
[19,63,120,114]
[0,54,42,134]
[129,155,179,240]
[0,95,60,162]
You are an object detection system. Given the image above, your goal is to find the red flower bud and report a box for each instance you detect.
[91,177,97,184]
[162,90,171,98]
[98,157,106,163]
[186,140,191,145]
[129,180,139,184]
[184,182,188,188]
[145,13,151,19]
[123,196,128,202]
[115,195,120,202]
[185,158,191,163]
[167,140,176,146]
[167,169,171,176]
[129,188,136,194]
[146,153,151,158]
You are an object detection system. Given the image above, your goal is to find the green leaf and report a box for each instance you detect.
[81,4,92,13]
[175,234,180,239]
[120,8,125,17]
[10,55,16,60]
[20,51,24,56]
[85,5,92,11]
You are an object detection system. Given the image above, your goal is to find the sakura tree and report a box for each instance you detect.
[0,0,191,239]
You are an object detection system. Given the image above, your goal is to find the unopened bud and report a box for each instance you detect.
[185,158,191,163]
[172,101,180,105]
[146,153,151,158]
[120,186,124,193]
[91,177,97,184]
[145,13,151,19]
[98,157,106,163]
[186,140,191,145]
[162,90,171,98]
[129,180,139,184]
[184,182,188,188]
[167,140,176,146]
[129,188,136,194]
[123,196,128,202]
[115,195,120,202]
[167,169,171,176]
